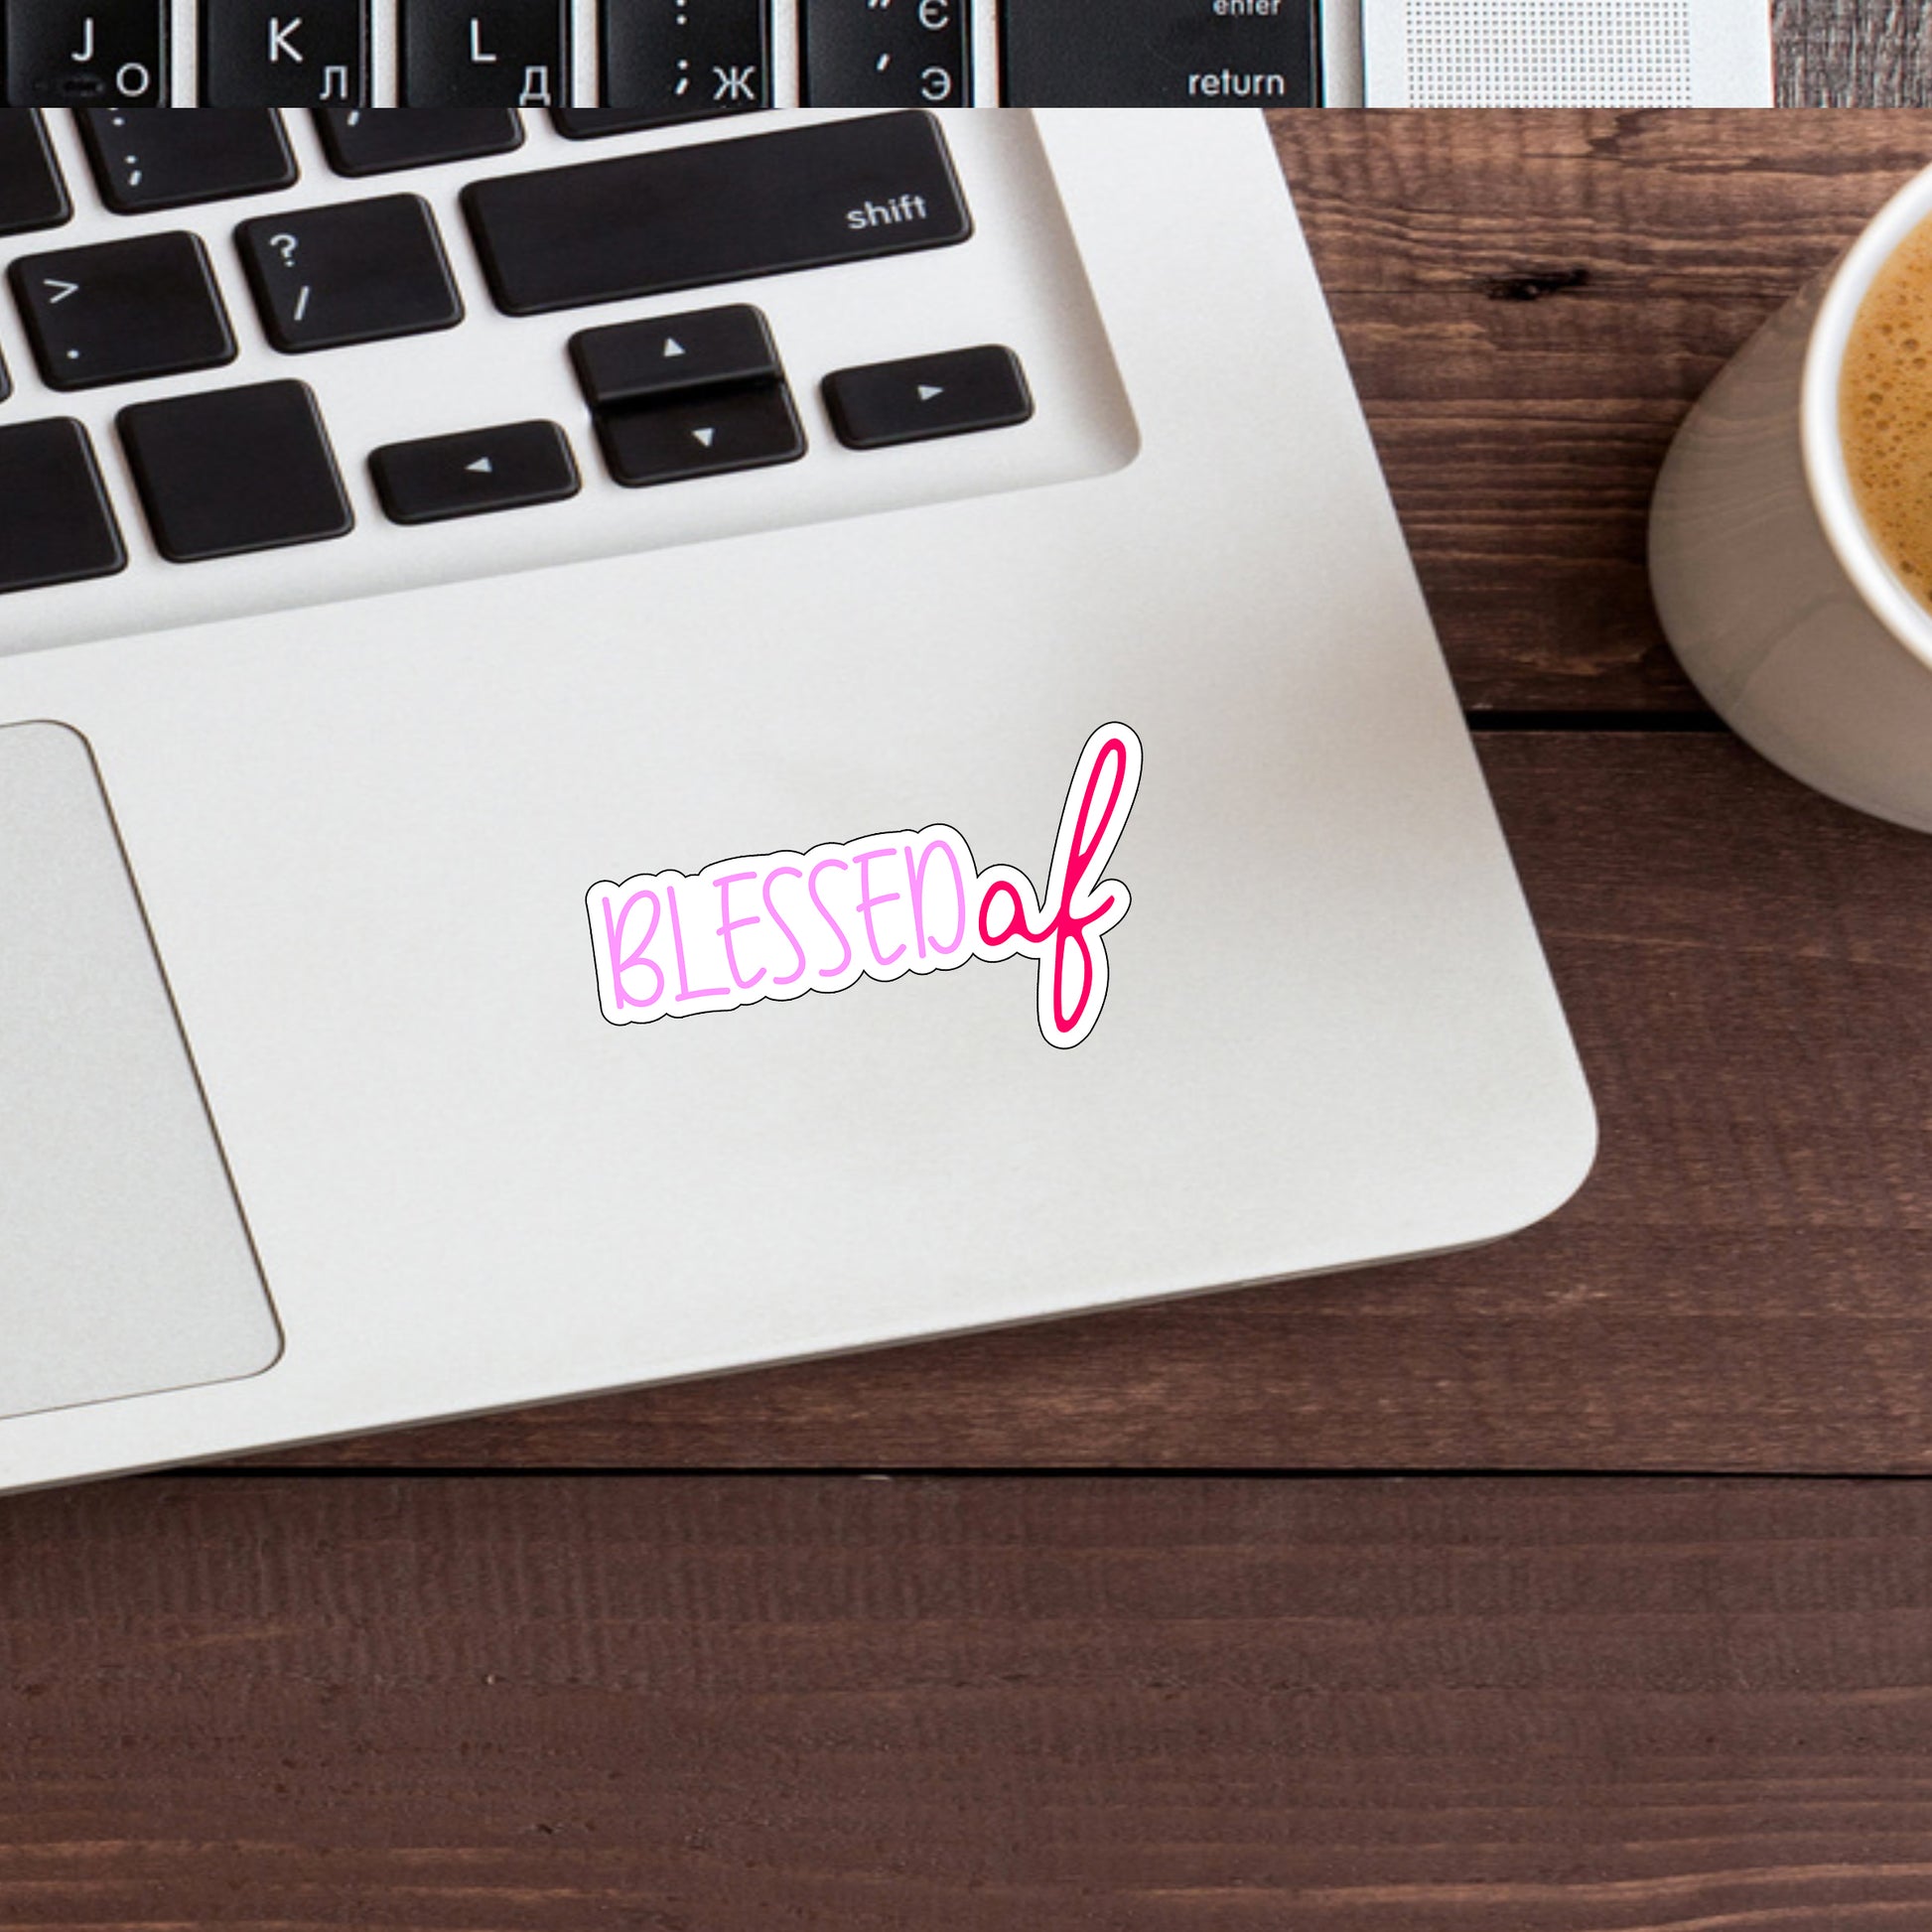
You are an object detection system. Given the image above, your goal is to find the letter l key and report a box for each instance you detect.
[400,0,571,106]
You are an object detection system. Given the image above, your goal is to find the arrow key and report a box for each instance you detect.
[824,345,1033,451]
[570,305,780,412]
[370,420,581,524]
[9,232,235,392]
[597,383,805,488]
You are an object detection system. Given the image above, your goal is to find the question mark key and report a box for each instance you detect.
[237,196,465,353]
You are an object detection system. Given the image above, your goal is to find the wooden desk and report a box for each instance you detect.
[11,104,1932,1931]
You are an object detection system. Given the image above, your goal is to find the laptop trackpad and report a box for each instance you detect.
[0,723,280,1423]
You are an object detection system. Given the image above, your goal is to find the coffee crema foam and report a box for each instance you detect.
[1843,213,1932,609]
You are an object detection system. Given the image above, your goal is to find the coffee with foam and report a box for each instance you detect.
[1842,212,1932,611]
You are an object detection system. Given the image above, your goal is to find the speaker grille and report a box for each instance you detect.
[1403,0,1695,104]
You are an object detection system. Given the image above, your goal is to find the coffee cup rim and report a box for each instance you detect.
[1804,158,1932,673]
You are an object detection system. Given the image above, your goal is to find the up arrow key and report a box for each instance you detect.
[662,338,686,357]
[466,456,494,475]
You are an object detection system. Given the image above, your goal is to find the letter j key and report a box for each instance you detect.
[202,0,371,108]
[5,1,169,106]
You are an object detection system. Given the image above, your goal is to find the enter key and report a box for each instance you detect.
[1000,0,1319,104]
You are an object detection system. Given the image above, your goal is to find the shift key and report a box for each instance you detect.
[461,110,971,316]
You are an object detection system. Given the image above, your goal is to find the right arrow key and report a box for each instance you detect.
[822,345,1034,451]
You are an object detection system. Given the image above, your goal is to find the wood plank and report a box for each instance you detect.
[1270,110,1932,711]
[257,734,1932,1473]
[6,1473,1932,1930]
[1781,0,1932,105]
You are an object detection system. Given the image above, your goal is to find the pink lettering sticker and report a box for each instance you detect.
[588,723,1142,1049]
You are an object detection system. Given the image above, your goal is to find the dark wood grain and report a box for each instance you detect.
[19,97,1932,1932]
[1781,0,1932,105]
[1271,110,1932,712]
[4,1473,1932,1931]
[248,733,1932,1474]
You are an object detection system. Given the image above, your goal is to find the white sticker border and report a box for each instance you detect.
[587,723,1142,1050]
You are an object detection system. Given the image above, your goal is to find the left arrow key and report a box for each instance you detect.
[369,420,581,524]
[9,233,236,392]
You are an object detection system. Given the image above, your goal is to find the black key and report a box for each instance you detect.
[0,419,124,594]
[11,232,235,391]
[823,345,1033,449]
[78,109,297,212]
[203,0,370,108]
[598,0,768,123]
[400,0,569,107]
[118,380,352,562]
[571,305,778,410]
[549,108,666,137]
[0,345,8,400]
[5,1,168,106]
[237,195,463,352]
[370,419,580,523]
[315,106,524,175]
[463,110,970,318]
[597,383,804,487]
[0,113,71,235]
[801,0,968,106]
[1000,0,1319,104]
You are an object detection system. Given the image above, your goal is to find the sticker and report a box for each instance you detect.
[588,723,1142,1049]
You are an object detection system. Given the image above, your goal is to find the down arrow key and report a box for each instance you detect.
[596,384,806,489]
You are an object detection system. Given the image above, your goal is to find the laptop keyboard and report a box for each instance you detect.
[0,1,1326,108]
[0,106,1136,653]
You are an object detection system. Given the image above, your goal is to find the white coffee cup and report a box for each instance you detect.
[1651,159,1932,833]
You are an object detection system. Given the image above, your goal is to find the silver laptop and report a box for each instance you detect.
[0,105,1592,1492]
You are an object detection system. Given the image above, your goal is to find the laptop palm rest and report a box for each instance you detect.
[0,722,279,1424]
